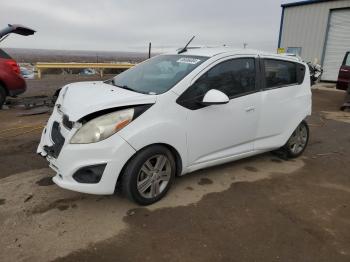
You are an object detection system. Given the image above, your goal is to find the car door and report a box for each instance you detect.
[255,57,306,150]
[337,52,350,90]
[177,56,261,167]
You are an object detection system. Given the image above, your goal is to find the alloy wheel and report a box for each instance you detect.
[137,154,172,199]
[288,123,308,155]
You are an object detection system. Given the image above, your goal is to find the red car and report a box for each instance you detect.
[0,24,35,108]
[336,51,350,91]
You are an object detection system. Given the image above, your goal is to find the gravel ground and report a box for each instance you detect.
[0,79,350,262]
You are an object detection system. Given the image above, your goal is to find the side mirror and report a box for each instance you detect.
[201,89,229,105]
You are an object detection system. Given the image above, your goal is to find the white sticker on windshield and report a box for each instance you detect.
[177,57,201,64]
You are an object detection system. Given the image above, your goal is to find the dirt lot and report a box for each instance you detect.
[1,79,350,262]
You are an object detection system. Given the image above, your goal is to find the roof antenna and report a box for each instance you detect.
[178,36,195,54]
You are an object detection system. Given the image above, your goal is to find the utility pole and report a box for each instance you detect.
[148,42,151,59]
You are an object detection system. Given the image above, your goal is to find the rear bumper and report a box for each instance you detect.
[37,108,136,195]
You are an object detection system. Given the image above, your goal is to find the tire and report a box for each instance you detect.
[121,145,176,205]
[282,120,309,158]
[0,85,6,109]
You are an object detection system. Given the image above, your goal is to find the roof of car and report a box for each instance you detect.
[166,47,302,62]
[166,47,257,57]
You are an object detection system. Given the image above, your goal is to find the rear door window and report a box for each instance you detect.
[264,59,297,89]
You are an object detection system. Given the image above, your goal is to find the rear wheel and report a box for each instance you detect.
[0,85,6,109]
[282,121,309,158]
[121,145,176,205]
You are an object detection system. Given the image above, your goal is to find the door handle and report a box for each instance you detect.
[245,106,255,112]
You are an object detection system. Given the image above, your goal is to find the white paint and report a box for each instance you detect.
[202,89,229,104]
[37,48,312,199]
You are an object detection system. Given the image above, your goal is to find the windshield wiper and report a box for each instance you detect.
[110,80,148,94]
[119,85,136,92]
[109,79,134,91]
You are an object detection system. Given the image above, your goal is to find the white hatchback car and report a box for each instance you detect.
[38,48,311,205]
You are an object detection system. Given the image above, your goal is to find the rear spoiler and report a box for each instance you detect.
[0,24,36,42]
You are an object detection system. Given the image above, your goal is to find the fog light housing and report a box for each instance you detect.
[72,164,106,184]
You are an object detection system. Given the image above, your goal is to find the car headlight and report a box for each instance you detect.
[70,108,134,144]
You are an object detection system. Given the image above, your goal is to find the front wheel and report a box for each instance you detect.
[282,120,309,158]
[121,145,176,205]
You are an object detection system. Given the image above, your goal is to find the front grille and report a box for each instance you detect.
[62,114,73,130]
[44,121,65,158]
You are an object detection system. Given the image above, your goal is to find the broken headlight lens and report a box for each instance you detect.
[70,108,134,144]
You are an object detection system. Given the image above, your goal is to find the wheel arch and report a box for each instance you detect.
[282,116,310,147]
[116,143,183,185]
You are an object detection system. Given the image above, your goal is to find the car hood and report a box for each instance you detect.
[58,81,156,121]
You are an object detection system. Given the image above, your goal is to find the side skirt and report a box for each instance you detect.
[182,149,272,175]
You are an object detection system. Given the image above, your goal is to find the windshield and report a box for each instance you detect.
[111,55,208,94]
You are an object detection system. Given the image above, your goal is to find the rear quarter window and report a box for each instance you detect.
[0,49,12,59]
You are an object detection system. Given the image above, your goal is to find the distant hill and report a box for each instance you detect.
[2,48,150,63]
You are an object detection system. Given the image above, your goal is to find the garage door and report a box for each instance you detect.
[322,8,350,81]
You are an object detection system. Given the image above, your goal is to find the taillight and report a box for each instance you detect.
[5,59,20,75]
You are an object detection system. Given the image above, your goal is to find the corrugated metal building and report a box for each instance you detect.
[279,0,350,81]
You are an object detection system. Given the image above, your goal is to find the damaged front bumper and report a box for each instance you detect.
[37,106,136,195]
